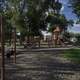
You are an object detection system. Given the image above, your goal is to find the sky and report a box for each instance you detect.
[59,0,80,33]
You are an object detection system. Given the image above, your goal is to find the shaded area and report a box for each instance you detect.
[0,49,80,80]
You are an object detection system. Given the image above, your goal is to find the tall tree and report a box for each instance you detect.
[1,0,72,39]
[69,0,80,22]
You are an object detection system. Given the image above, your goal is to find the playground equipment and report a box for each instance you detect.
[52,26,61,47]
[24,36,41,48]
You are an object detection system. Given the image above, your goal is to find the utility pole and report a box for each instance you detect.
[0,15,5,80]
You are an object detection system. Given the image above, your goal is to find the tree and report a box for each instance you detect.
[25,0,54,36]
[1,0,73,44]
[69,0,80,22]
[47,14,66,31]
[5,0,51,36]
[0,1,13,42]
[45,0,74,33]
[75,33,80,45]
[3,0,63,35]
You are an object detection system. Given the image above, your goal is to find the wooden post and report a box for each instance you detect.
[38,37,40,48]
[13,27,16,63]
[0,16,5,80]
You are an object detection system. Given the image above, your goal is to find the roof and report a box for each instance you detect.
[53,26,61,32]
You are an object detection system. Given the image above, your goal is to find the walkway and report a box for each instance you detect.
[0,48,80,80]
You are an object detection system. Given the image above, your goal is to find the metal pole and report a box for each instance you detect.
[13,27,16,63]
[0,15,5,80]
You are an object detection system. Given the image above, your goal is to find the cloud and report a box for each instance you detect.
[59,0,68,5]
[60,5,64,12]
[69,24,80,33]
[73,23,80,27]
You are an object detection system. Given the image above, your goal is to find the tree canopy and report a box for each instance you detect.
[69,0,80,22]
[0,0,73,39]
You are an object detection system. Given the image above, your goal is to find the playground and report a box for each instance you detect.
[0,0,80,80]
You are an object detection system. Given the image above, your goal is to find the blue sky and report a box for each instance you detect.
[59,0,80,33]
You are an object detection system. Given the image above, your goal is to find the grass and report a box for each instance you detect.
[63,49,80,63]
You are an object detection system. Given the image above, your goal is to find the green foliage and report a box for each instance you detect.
[25,0,51,35]
[69,0,80,20]
[3,10,13,41]
[46,14,73,32]
[63,32,73,38]
[5,0,50,36]
[1,0,70,39]
[52,0,62,13]
[75,33,80,45]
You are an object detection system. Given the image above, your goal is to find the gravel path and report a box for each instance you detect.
[0,48,80,80]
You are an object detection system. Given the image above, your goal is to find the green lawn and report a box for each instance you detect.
[63,49,80,63]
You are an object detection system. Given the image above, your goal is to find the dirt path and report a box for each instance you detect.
[0,48,80,80]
